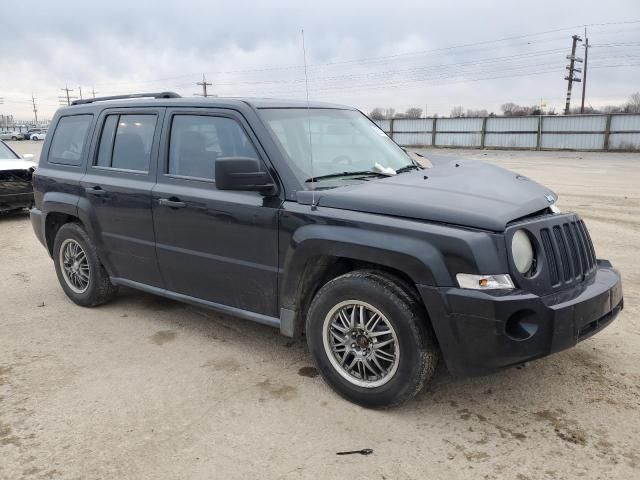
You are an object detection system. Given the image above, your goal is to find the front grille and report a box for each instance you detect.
[540,219,596,286]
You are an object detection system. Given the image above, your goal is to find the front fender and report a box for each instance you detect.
[280,224,446,312]
[277,204,509,337]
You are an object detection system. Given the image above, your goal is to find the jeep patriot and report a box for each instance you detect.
[30,92,623,406]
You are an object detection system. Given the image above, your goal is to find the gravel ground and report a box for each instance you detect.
[1,143,639,480]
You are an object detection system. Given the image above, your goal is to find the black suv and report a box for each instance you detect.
[31,92,623,407]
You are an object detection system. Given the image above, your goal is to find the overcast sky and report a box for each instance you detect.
[1,0,639,120]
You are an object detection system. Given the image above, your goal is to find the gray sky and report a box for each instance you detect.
[1,0,640,120]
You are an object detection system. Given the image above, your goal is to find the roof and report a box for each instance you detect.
[62,92,353,112]
[241,98,351,109]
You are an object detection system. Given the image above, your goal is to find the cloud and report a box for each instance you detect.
[1,0,639,119]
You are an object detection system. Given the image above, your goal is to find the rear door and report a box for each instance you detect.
[151,108,280,317]
[80,107,165,287]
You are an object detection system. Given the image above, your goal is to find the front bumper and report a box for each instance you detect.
[0,192,33,212]
[418,260,623,377]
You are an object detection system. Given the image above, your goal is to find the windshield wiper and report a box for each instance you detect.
[396,164,422,174]
[304,170,393,183]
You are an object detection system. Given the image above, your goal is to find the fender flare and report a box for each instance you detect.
[278,224,452,336]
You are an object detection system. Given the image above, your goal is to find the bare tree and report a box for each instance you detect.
[450,106,465,118]
[627,92,640,113]
[500,102,518,116]
[602,105,623,114]
[405,107,423,118]
[383,108,396,119]
[569,106,599,114]
[369,108,385,120]
[466,109,488,117]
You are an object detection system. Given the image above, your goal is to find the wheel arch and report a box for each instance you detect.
[279,226,449,338]
[42,193,82,256]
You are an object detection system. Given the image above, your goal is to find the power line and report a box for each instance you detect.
[89,19,640,89]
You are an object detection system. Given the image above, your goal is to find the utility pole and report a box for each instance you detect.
[78,86,83,100]
[564,34,583,115]
[195,73,212,97]
[580,27,589,114]
[31,94,38,124]
[90,87,98,99]
[59,85,76,106]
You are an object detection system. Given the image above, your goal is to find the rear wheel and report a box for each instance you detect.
[306,271,438,407]
[53,223,118,307]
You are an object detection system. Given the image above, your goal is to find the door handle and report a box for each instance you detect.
[158,198,187,209]
[85,186,107,197]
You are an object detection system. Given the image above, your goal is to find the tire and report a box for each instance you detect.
[11,136,17,141]
[306,270,438,407]
[53,222,118,307]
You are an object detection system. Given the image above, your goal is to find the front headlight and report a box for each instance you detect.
[456,273,515,290]
[512,229,534,275]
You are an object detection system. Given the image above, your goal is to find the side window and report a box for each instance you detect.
[96,115,117,167]
[168,115,259,180]
[95,114,157,172]
[49,115,93,166]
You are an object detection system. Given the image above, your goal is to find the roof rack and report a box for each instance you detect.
[71,91,181,106]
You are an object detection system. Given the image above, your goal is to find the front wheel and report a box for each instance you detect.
[306,271,438,407]
[53,223,118,307]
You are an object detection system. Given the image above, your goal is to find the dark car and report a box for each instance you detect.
[30,92,623,407]
[0,140,36,212]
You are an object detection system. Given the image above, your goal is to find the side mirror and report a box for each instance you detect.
[215,156,276,194]
[23,154,34,160]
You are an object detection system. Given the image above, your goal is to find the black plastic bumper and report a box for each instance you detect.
[30,207,47,250]
[0,192,33,212]
[418,260,623,377]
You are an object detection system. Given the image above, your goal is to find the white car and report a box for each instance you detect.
[31,131,47,141]
[0,131,25,141]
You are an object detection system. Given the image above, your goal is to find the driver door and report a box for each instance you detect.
[151,108,281,317]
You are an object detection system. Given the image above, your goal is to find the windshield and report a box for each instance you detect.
[259,108,413,185]
[0,142,19,160]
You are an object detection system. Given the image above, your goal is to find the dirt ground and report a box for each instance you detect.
[1,142,639,480]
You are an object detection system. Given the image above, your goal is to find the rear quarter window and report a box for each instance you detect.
[48,115,93,166]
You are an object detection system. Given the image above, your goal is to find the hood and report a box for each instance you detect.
[297,156,557,231]
[0,159,37,172]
